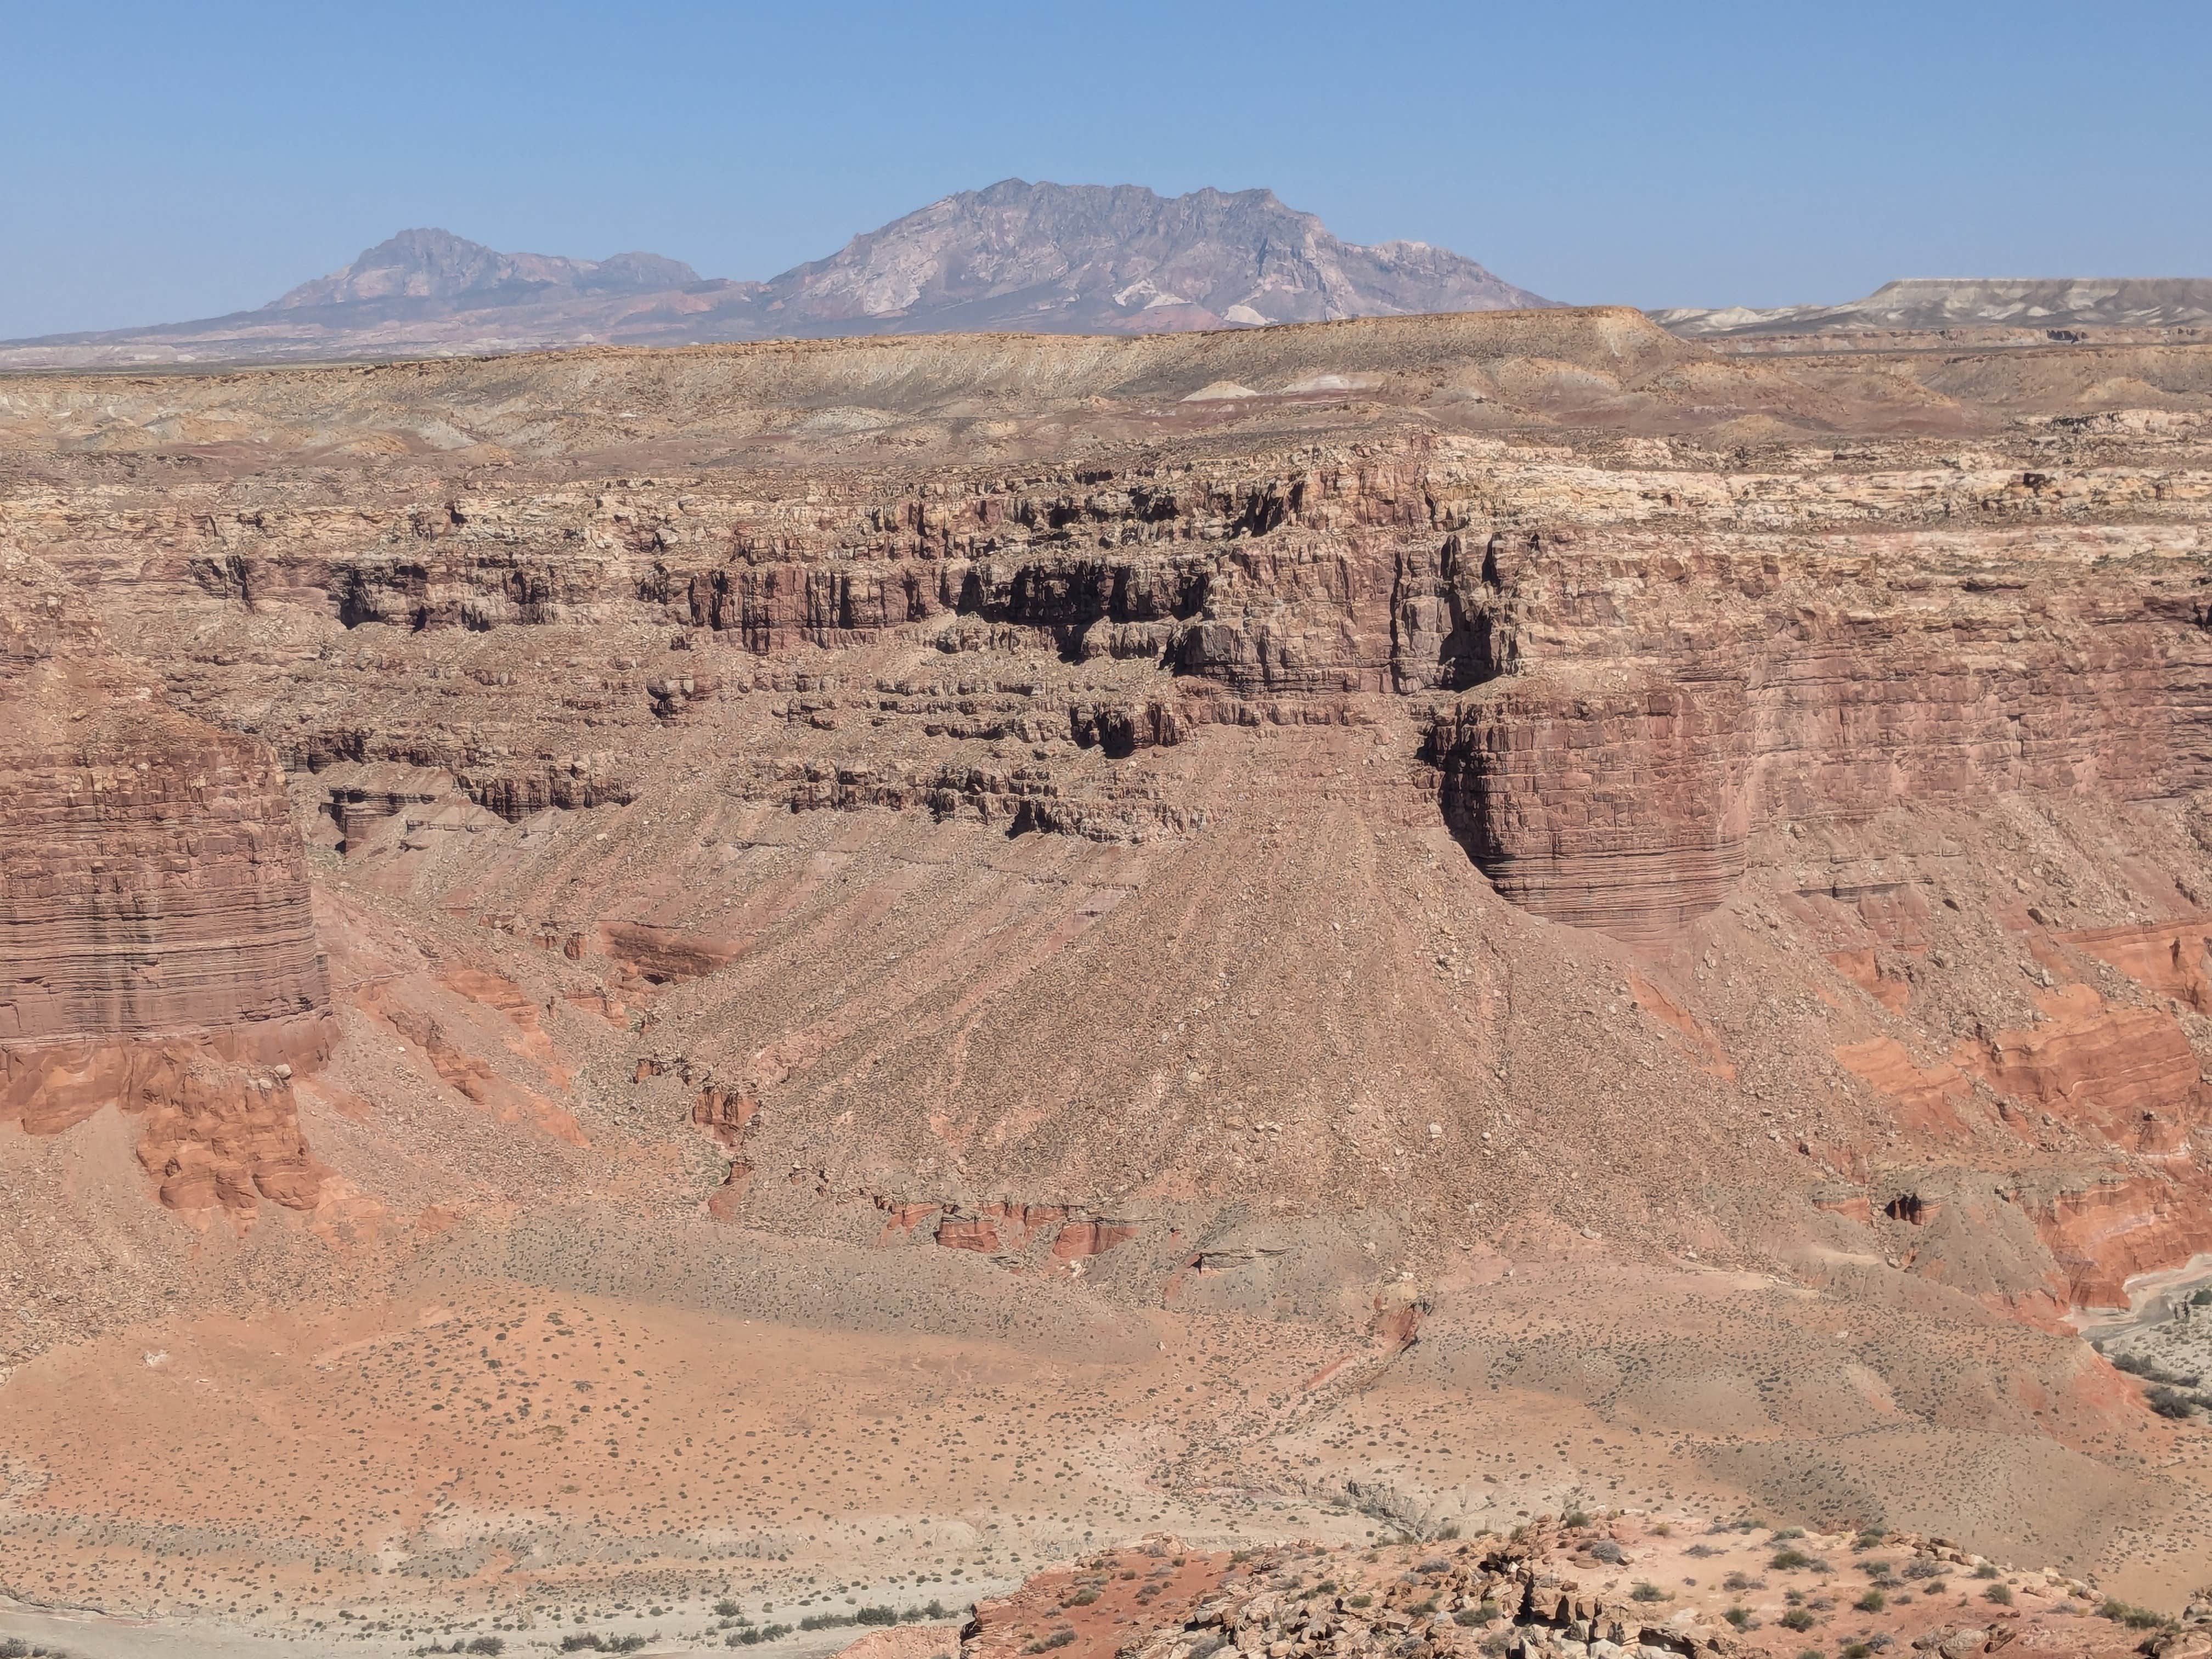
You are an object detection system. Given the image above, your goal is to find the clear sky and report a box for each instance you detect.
[4,0,2207,338]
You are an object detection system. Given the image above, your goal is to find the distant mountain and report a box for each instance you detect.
[0,182,1552,369]
[1652,276,2212,339]
[268,228,701,309]
[748,179,1548,335]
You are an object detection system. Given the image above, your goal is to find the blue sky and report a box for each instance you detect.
[4,0,2207,337]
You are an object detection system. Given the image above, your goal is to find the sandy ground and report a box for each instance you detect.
[2,1246,2207,1653]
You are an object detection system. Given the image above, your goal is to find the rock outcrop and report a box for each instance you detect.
[1,565,334,1218]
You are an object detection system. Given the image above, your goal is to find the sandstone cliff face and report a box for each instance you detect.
[1,565,334,1219]
[0,685,330,1046]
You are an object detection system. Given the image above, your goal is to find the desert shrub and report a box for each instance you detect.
[1771,1548,1814,1571]
[1724,1606,1752,1629]
[1779,1607,1816,1632]
[1347,1594,1373,1610]
[2101,1600,2173,1630]
[2116,1354,2200,1387]
[1454,1604,1500,1628]
[1587,1539,1626,1565]
[1983,1584,2013,1606]
[2148,1385,2198,1418]
[1854,1590,1886,1612]
[1560,1509,1592,1529]
[1630,1582,1668,1602]
[1686,1544,1717,1559]
[1771,1527,1805,1541]
[799,1614,855,1632]
[1841,1645,1875,1659]
[1723,1572,1754,1592]
[924,1602,947,1620]
[1972,1564,1999,1580]
[1900,1560,1942,1581]
[1062,1589,1100,1609]
[715,1602,741,1618]
[729,1624,792,1646]
[2192,1286,2212,1307]
[1851,1529,1886,1551]
[467,1642,505,1657]
[856,1608,899,1627]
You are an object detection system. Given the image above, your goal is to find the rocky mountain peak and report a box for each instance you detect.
[767,178,1549,330]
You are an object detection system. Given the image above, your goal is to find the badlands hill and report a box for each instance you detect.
[4,308,2212,1654]
[0,181,1550,370]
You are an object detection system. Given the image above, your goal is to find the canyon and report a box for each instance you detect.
[3,303,2212,1655]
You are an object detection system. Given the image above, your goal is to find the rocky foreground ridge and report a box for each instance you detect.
[955,1522,2212,1659]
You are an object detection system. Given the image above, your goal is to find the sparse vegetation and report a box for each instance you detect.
[1853,1589,1886,1612]
[1770,1548,1814,1571]
[1779,1607,1816,1632]
[1630,1582,1668,1602]
[1983,1584,2012,1606]
[2148,1384,2198,1418]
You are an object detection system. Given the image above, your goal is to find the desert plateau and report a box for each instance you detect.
[7,43,2212,1651]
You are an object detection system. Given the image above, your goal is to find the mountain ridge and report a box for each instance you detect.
[0,180,1551,368]
[1652,274,2212,338]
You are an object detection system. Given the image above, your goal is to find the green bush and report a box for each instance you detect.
[1983,1584,2013,1606]
[1630,1583,1668,1603]
[2100,1600,2172,1631]
[1724,1607,1752,1630]
[1771,1549,1814,1571]
[2148,1385,2198,1419]
[729,1624,792,1646]
[467,1642,505,1657]
[855,1609,899,1627]
[1779,1607,1816,1632]
[1853,1590,1886,1613]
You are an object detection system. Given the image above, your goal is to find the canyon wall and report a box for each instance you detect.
[1,571,334,1216]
